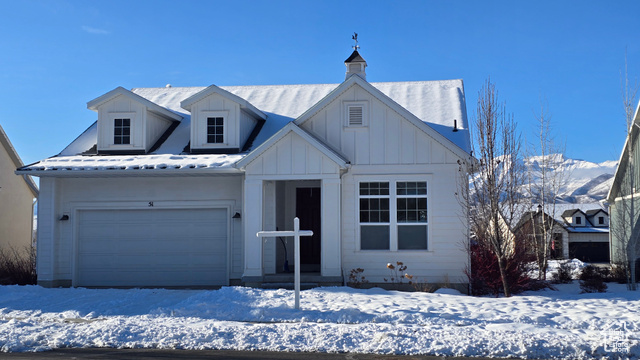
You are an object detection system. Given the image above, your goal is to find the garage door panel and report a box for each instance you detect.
[76,208,228,287]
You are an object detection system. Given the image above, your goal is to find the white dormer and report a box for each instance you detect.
[180,85,266,153]
[87,87,182,154]
[562,209,588,227]
[344,50,367,80]
[586,209,609,227]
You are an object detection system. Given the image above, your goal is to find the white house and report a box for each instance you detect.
[608,98,640,275]
[0,124,38,254]
[17,51,473,290]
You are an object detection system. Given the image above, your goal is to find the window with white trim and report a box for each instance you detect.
[359,181,428,251]
[113,118,131,145]
[206,117,224,144]
[396,181,428,249]
[359,182,390,250]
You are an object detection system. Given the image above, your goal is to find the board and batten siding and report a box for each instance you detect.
[190,93,241,150]
[239,109,258,151]
[295,82,468,284]
[96,95,146,152]
[244,130,341,177]
[300,83,460,167]
[145,111,173,151]
[37,176,244,287]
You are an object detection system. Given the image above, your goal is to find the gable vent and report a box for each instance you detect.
[348,106,363,126]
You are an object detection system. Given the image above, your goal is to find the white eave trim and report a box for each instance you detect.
[87,86,183,122]
[16,166,243,178]
[235,122,349,169]
[180,84,267,121]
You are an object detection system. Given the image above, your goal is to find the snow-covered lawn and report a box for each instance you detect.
[0,284,638,359]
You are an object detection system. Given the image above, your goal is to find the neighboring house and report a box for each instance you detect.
[17,50,473,290]
[0,124,38,254]
[515,204,610,263]
[608,98,640,274]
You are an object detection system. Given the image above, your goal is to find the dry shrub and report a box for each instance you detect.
[0,246,37,285]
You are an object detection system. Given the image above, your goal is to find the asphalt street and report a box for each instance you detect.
[0,348,519,360]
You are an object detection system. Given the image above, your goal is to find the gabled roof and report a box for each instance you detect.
[585,209,608,216]
[235,122,349,169]
[294,74,471,159]
[561,209,585,218]
[180,84,267,120]
[87,86,183,122]
[0,124,38,196]
[20,78,471,175]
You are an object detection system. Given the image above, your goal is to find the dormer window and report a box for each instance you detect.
[207,117,224,144]
[575,216,582,225]
[114,118,131,145]
[598,216,604,225]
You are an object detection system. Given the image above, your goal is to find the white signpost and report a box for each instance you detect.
[257,217,313,310]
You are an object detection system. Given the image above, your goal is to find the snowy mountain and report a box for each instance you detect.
[523,155,617,204]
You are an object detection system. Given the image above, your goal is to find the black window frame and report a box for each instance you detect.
[113,118,131,145]
[206,117,224,144]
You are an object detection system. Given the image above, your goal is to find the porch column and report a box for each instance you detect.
[243,179,263,278]
[321,177,342,276]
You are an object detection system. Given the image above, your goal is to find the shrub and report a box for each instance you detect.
[347,268,368,288]
[551,260,573,284]
[466,238,537,296]
[579,265,607,293]
[608,264,628,284]
[0,246,37,285]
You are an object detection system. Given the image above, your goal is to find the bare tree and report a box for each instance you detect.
[610,51,640,290]
[524,103,569,280]
[469,79,525,297]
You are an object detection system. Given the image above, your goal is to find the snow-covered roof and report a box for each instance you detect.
[24,154,243,174]
[19,80,470,174]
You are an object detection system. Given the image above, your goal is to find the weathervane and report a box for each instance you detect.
[352,32,360,51]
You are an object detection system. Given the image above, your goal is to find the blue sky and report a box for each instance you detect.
[1,0,638,166]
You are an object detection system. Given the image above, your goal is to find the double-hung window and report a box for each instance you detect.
[396,182,428,249]
[113,118,131,145]
[207,117,224,144]
[359,182,390,249]
[359,180,428,251]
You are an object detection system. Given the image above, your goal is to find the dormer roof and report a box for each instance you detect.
[180,84,267,121]
[87,86,182,122]
[586,209,608,216]
[561,209,584,218]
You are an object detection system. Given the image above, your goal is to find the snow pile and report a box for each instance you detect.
[1,285,638,358]
[539,259,588,280]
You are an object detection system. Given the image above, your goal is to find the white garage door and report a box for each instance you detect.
[76,208,228,287]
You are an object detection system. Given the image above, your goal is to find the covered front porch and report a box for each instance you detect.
[242,178,343,287]
[235,123,350,287]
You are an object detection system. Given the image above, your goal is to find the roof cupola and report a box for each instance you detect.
[345,33,367,80]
